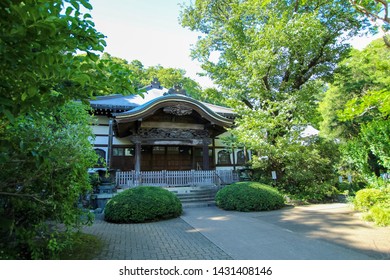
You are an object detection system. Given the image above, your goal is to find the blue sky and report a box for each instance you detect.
[88,0,212,87]
[88,0,380,89]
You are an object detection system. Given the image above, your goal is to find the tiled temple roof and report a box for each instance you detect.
[89,81,235,119]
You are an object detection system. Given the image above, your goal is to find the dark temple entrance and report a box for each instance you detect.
[141,145,214,171]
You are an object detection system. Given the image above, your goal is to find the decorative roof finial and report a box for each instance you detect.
[167,84,187,95]
[151,77,161,89]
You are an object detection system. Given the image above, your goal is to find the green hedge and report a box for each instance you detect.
[215,182,285,212]
[104,187,182,223]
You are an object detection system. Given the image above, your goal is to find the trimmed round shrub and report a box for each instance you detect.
[216,182,285,212]
[104,186,182,223]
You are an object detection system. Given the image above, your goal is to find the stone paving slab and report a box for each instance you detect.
[83,203,390,260]
[181,204,390,260]
[250,203,390,259]
[82,215,232,260]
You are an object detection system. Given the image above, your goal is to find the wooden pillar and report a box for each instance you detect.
[107,118,114,169]
[232,147,236,171]
[135,142,141,174]
[132,136,142,185]
[191,146,196,170]
[212,139,216,170]
[202,138,211,170]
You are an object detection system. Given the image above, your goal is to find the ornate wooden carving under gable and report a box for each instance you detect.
[137,128,209,139]
[163,104,193,116]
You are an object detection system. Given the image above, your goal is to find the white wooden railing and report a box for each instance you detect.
[116,170,238,187]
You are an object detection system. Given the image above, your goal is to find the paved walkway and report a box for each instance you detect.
[83,203,390,260]
[83,214,232,260]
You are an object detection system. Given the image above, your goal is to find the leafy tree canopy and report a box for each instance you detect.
[350,0,389,26]
[99,53,227,104]
[319,38,390,181]
[180,0,371,148]
[180,0,375,199]
[0,101,97,259]
[0,0,135,120]
[0,0,135,259]
[319,38,390,139]
[349,1,390,47]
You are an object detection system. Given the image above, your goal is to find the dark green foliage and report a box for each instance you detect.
[0,0,136,120]
[336,182,365,196]
[0,229,102,260]
[180,0,372,204]
[58,232,104,260]
[104,187,183,223]
[252,137,340,202]
[0,0,137,259]
[104,53,224,104]
[320,39,390,183]
[215,182,285,212]
[0,102,97,259]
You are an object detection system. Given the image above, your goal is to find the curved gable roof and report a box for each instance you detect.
[90,84,235,118]
[114,94,233,128]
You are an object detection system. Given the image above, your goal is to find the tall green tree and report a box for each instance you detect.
[0,0,135,120]
[350,0,389,24]
[141,65,205,99]
[320,39,390,182]
[180,0,370,199]
[127,59,148,89]
[0,102,97,259]
[91,53,207,100]
[0,0,134,259]
[180,0,370,144]
[319,39,389,139]
[349,0,390,47]
[349,0,390,48]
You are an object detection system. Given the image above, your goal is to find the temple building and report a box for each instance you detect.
[89,79,250,181]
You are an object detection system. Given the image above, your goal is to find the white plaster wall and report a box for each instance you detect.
[92,136,109,145]
[92,125,109,135]
[93,115,109,125]
[113,137,133,145]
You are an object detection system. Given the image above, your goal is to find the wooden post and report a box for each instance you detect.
[107,118,114,169]
[132,137,142,185]
[232,147,236,171]
[202,138,211,170]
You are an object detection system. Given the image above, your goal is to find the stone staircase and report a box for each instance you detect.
[166,185,220,208]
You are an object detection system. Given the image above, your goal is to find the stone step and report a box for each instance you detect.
[177,195,216,201]
[166,185,219,206]
[179,196,216,203]
[182,201,216,208]
[174,189,217,195]
[175,190,217,197]
[166,185,218,193]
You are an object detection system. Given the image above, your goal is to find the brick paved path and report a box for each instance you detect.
[82,215,232,260]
